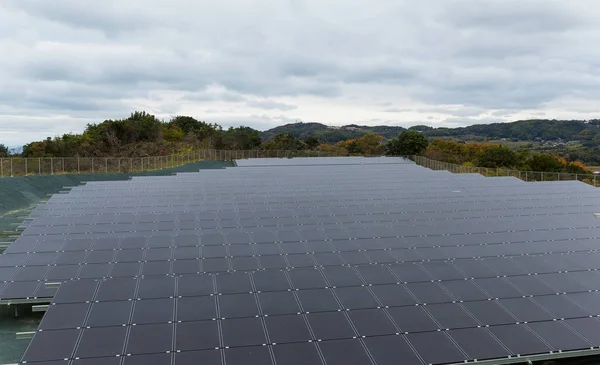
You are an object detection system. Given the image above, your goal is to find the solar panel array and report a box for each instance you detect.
[3,156,600,365]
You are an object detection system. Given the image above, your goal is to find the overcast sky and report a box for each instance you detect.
[1,0,599,146]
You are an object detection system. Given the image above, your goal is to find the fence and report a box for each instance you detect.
[2,152,598,187]
[0,149,340,177]
[410,155,599,187]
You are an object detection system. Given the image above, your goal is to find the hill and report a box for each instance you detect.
[8,112,600,164]
[422,119,600,143]
[259,122,405,143]
[261,119,600,145]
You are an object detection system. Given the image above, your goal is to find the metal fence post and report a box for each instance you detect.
[77,156,80,174]
[25,158,28,175]
[0,157,2,177]
[541,172,544,182]
[92,158,94,172]
[11,158,13,176]
[51,157,53,174]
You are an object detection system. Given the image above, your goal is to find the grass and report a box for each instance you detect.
[0,305,43,364]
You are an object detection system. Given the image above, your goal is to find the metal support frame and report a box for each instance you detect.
[0,298,53,306]
[16,331,36,340]
[32,304,49,313]
[448,348,600,365]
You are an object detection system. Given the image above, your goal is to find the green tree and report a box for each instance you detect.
[528,154,564,172]
[478,146,518,168]
[222,126,261,150]
[387,130,429,155]
[346,140,363,154]
[304,135,320,149]
[408,125,433,131]
[0,144,8,157]
[263,133,306,150]
[169,116,222,141]
[163,125,185,142]
[357,133,385,155]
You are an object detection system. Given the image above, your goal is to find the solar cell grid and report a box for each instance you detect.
[5,157,600,364]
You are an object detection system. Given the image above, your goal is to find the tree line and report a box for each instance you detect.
[0,111,592,174]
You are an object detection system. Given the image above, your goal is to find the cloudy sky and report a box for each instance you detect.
[1,0,599,146]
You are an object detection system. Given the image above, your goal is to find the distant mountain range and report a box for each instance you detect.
[259,123,407,143]
[259,119,600,145]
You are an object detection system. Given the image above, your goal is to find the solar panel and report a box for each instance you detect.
[2,156,600,364]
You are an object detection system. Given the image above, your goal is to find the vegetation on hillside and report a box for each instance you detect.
[259,122,405,142]
[424,139,591,174]
[1,111,595,173]
[422,119,600,141]
[19,112,260,158]
[387,130,429,156]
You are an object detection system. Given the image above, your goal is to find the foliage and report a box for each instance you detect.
[408,125,433,131]
[14,111,600,170]
[424,139,488,164]
[386,130,429,156]
[22,112,229,158]
[259,118,600,164]
[0,144,9,157]
[336,139,362,154]
[527,154,565,172]
[163,125,185,142]
[425,139,591,173]
[478,146,518,168]
[260,122,405,143]
[422,119,595,141]
[262,133,306,151]
[336,133,386,155]
[315,143,348,156]
[304,135,320,149]
[222,126,261,150]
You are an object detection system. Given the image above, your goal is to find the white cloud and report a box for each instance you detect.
[1,0,600,146]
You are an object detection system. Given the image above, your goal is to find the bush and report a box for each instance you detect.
[478,146,518,168]
[387,131,429,155]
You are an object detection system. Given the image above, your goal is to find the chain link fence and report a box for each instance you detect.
[0,149,342,177]
[2,151,597,187]
[409,155,599,187]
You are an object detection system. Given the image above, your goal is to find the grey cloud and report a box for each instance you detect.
[417,106,484,117]
[3,0,169,36]
[382,108,412,113]
[246,100,297,111]
[2,0,600,144]
[441,0,582,34]
[183,89,248,103]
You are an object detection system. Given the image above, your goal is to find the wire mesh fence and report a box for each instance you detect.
[2,151,597,187]
[0,149,340,177]
[409,155,599,187]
